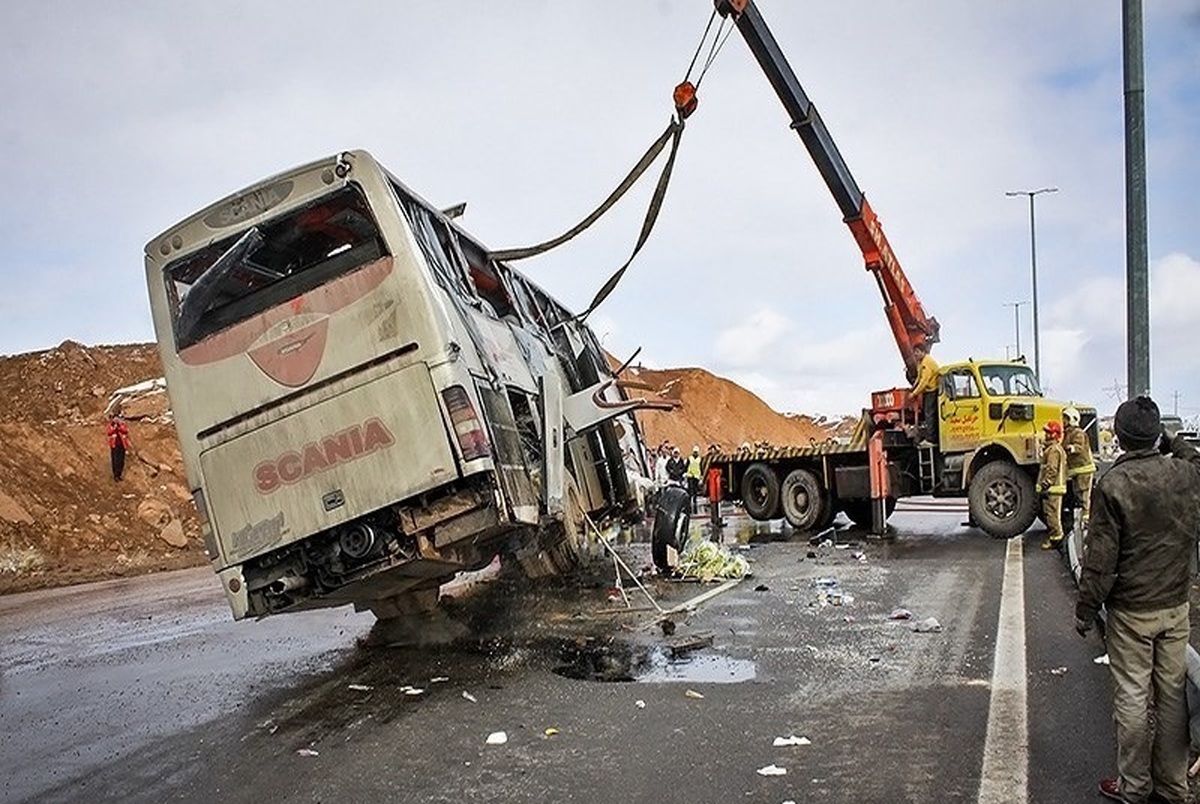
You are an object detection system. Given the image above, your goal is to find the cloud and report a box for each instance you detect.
[714,308,795,368]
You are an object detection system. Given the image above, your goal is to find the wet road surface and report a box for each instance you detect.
[0,502,1116,803]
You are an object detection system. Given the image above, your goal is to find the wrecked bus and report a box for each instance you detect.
[145,150,659,623]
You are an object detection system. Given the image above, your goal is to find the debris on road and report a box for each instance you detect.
[911,617,942,633]
[680,540,750,580]
[685,689,705,699]
[347,683,373,692]
[756,764,788,776]
[635,699,646,709]
[430,676,449,683]
[1049,666,1068,676]
[1094,654,1110,665]
[485,731,508,745]
[402,686,425,696]
[888,607,913,620]
[773,735,812,747]
[296,748,319,757]
[544,728,560,738]
[462,691,478,703]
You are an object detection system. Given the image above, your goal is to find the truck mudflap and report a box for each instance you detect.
[200,362,458,566]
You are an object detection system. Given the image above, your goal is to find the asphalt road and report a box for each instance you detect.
[0,503,1118,804]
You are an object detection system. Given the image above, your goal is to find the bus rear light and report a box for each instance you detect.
[442,385,490,461]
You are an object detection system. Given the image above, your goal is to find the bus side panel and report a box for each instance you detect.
[199,362,457,566]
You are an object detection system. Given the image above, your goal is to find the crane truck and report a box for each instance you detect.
[696,0,1097,539]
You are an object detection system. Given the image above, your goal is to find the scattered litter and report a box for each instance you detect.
[813,577,839,588]
[296,748,319,757]
[1094,654,1110,665]
[1049,666,1068,676]
[851,551,867,563]
[818,539,833,549]
[754,584,770,592]
[347,683,373,692]
[404,687,425,696]
[912,617,942,633]
[806,551,818,559]
[843,615,855,623]
[783,800,798,804]
[888,608,913,621]
[868,655,881,663]
[834,543,849,550]
[430,676,449,684]
[462,691,478,703]
[635,700,646,709]
[544,728,560,738]
[1190,755,1200,778]
[756,764,787,776]
[685,689,705,699]
[773,735,812,747]
[485,731,508,745]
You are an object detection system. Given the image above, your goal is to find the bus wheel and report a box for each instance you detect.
[514,476,586,578]
[968,461,1037,538]
[780,468,826,531]
[651,485,692,574]
[741,463,781,520]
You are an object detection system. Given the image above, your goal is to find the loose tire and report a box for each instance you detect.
[652,485,692,573]
[968,461,1038,539]
[780,468,826,531]
[741,463,781,520]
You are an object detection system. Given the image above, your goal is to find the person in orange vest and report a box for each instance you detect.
[1062,406,1096,526]
[107,414,131,481]
[705,445,725,531]
[1036,420,1067,550]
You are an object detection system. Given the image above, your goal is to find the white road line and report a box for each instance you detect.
[977,536,1029,803]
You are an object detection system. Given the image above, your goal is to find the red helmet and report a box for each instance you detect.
[1044,420,1063,438]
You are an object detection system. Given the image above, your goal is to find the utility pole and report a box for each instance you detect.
[1124,0,1150,397]
[1005,188,1058,384]
[1173,390,1181,416]
[1002,301,1027,360]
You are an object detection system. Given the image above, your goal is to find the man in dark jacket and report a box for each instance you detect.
[1076,395,1200,804]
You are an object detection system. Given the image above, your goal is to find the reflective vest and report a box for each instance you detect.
[1064,426,1096,478]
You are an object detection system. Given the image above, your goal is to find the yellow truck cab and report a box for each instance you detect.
[934,359,1097,536]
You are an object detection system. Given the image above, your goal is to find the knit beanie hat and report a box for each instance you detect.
[1113,395,1160,449]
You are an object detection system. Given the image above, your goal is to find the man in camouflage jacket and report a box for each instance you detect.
[1075,396,1200,804]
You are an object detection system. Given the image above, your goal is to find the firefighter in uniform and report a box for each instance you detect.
[1036,420,1067,550]
[1062,406,1096,526]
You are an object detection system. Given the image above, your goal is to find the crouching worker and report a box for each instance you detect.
[1036,420,1067,550]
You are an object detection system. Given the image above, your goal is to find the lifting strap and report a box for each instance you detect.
[486,8,734,320]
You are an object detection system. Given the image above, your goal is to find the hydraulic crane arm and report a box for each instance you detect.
[715,0,940,375]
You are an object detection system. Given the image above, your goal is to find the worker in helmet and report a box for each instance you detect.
[1036,420,1068,549]
[1062,406,1096,526]
[685,445,703,513]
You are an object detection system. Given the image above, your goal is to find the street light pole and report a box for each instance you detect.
[1005,187,1058,383]
[1002,300,1027,359]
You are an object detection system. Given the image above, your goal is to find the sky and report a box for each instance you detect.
[2,1,1198,420]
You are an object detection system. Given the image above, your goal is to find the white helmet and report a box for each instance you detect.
[1063,406,1081,426]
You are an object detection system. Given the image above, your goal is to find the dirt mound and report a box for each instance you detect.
[0,341,205,594]
[0,343,850,595]
[627,365,843,451]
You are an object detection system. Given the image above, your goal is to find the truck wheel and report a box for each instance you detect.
[968,461,1037,539]
[841,498,896,529]
[741,463,781,520]
[651,485,692,573]
[780,468,826,531]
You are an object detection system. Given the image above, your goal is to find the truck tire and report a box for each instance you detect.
[968,461,1037,539]
[741,463,781,521]
[652,485,692,573]
[780,468,826,531]
[841,498,896,529]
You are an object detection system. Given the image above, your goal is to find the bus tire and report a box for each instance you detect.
[741,463,781,520]
[651,485,691,573]
[780,468,826,531]
[968,461,1037,539]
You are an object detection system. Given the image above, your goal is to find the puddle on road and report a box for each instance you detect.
[552,638,755,684]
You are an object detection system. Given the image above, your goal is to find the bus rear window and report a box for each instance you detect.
[166,185,387,349]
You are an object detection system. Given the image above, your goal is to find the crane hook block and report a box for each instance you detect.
[673,81,698,119]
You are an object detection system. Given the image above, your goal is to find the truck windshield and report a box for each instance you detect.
[165,185,387,350]
[978,364,1041,397]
